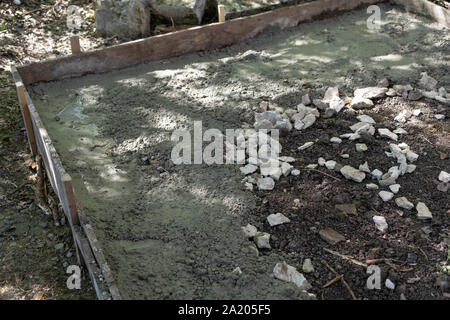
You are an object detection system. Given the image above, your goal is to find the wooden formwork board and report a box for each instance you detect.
[10,0,448,300]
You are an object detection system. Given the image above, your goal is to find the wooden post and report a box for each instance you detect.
[70,36,81,54]
[17,85,37,156]
[62,174,80,226]
[218,5,226,23]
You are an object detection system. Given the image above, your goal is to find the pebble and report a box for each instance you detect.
[240,164,258,175]
[273,262,312,290]
[393,128,408,135]
[298,142,314,150]
[379,191,394,202]
[279,156,295,163]
[366,183,379,190]
[329,97,345,113]
[302,94,311,106]
[354,87,388,99]
[242,224,258,238]
[267,213,291,227]
[319,228,346,245]
[350,96,374,109]
[55,243,65,252]
[385,279,396,290]
[416,202,432,220]
[439,171,450,183]
[302,259,314,273]
[406,164,416,173]
[257,177,275,191]
[412,109,422,116]
[323,87,340,102]
[281,162,293,176]
[254,232,271,249]
[395,197,414,210]
[291,169,300,176]
[373,216,388,233]
[325,160,337,170]
[357,115,376,124]
[302,114,316,129]
[340,154,349,159]
[389,184,401,194]
[378,128,398,141]
[356,143,368,152]
[340,166,366,183]
[318,157,326,166]
[330,137,342,144]
[359,161,371,173]
[306,164,318,169]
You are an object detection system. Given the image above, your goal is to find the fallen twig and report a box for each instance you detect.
[321,260,357,300]
[323,248,368,268]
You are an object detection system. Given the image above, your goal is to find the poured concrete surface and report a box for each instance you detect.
[30,4,449,299]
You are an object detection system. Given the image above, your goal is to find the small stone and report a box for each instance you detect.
[281,162,293,177]
[393,128,408,135]
[379,191,394,202]
[298,142,314,150]
[302,94,311,105]
[378,128,398,141]
[55,243,65,252]
[406,164,416,173]
[356,143,368,152]
[242,224,258,238]
[257,177,275,191]
[385,279,396,290]
[335,203,357,215]
[291,169,300,176]
[273,262,312,290]
[244,182,253,191]
[232,267,242,275]
[278,156,295,163]
[412,109,422,116]
[350,96,374,109]
[330,137,342,144]
[366,183,379,190]
[302,259,314,273]
[240,164,258,175]
[313,99,328,110]
[436,114,445,120]
[254,232,271,249]
[393,84,413,96]
[389,184,401,194]
[419,72,438,90]
[357,115,376,124]
[340,154,349,159]
[267,213,291,227]
[373,216,388,233]
[359,162,371,173]
[340,166,366,183]
[395,197,414,210]
[329,97,345,113]
[408,90,423,101]
[378,78,390,87]
[302,114,316,129]
[416,202,432,220]
[323,108,337,118]
[318,157,326,166]
[372,169,383,179]
[319,228,346,245]
[325,160,337,170]
[323,87,339,102]
[354,87,388,99]
[306,164,318,169]
[437,182,448,192]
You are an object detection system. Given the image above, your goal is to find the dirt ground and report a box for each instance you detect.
[27,3,449,300]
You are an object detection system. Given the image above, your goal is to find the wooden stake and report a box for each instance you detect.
[70,36,81,54]
[62,174,80,226]
[17,85,37,156]
[218,5,226,23]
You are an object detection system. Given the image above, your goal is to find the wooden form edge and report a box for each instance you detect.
[10,67,120,300]
[390,0,450,27]
[16,0,385,85]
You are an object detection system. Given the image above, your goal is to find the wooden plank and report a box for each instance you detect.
[16,0,385,85]
[70,36,81,54]
[11,67,37,155]
[390,0,450,27]
[62,174,80,226]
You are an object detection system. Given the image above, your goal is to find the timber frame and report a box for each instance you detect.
[10,0,448,300]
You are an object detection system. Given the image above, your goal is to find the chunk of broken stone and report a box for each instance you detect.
[356,143,368,152]
[371,169,383,179]
[395,197,414,210]
[313,99,328,110]
[257,177,275,190]
[302,94,311,106]
[389,184,401,194]
[298,141,314,150]
[325,160,337,170]
[279,156,295,163]
[373,216,388,233]
[385,279,396,290]
[318,157,326,166]
[273,262,312,290]
[329,96,345,113]
[302,114,316,130]
[438,171,450,183]
[340,166,366,183]
[281,162,293,177]
[379,191,394,202]
[306,164,318,169]
[419,72,438,91]
[267,213,291,227]
[323,87,339,102]
[366,183,379,190]
[323,108,337,118]
[240,164,258,175]
[416,202,432,220]
[393,84,413,96]
[319,228,346,245]
[302,259,314,274]
[354,87,388,99]
[393,128,408,135]
[330,137,342,144]
[242,224,258,238]
[291,169,300,176]
[359,162,371,173]
[350,96,374,109]
[254,232,271,249]
[378,128,398,141]
[357,115,376,124]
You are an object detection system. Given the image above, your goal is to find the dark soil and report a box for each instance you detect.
[246,94,449,300]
